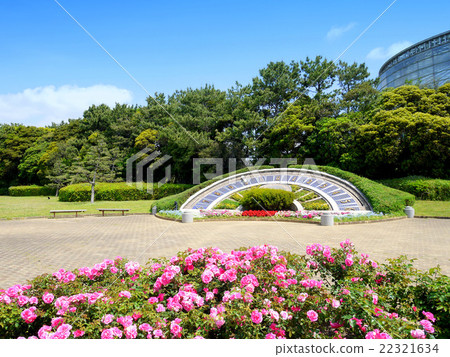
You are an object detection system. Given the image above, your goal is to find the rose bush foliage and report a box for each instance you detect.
[0,240,447,339]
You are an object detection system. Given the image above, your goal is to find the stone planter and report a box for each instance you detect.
[151,206,157,215]
[181,212,193,223]
[321,212,334,226]
[404,206,415,218]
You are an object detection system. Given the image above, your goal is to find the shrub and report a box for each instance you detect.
[380,176,450,201]
[59,183,193,202]
[289,165,416,213]
[8,185,56,196]
[0,241,446,339]
[301,200,330,211]
[240,188,295,211]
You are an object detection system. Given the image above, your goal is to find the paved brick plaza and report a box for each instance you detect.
[0,215,449,288]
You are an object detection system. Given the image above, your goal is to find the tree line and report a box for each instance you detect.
[1,56,449,194]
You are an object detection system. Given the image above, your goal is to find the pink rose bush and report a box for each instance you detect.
[0,240,447,339]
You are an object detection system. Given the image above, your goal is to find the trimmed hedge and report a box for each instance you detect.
[380,176,450,201]
[240,188,294,210]
[292,165,415,213]
[151,166,275,211]
[58,182,193,202]
[8,185,56,196]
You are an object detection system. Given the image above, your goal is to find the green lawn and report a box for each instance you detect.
[0,196,153,219]
[0,196,448,219]
[413,200,450,217]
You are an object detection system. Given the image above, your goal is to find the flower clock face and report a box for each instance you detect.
[0,240,444,339]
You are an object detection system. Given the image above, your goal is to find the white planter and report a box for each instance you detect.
[404,206,415,218]
[182,212,193,223]
[321,212,334,226]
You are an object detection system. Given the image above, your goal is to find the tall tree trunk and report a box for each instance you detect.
[90,173,96,204]
[90,183,95,204]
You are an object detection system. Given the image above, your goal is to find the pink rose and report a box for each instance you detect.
[269,309,279,321]
[345,258,353,267]
[42,292,54,304]
[148,297,158,304]
[201,270,213,284]
[124,324,138,339]
[112,327,123,338]
[38,325,52,339]
[156,304,165,313]
[422,311,436,322]
[420,320,435,333]
[101,329,114,339]
[17,295,29,307]
[411,329,426,339]
[21,307,37,324]
[331,299,341,308]
[117,316,133,328]
[306,310,318,322]
[29,297,38,305]
[51,317,64,328]
[73,330,85,338]
[170,321,183,337]
[101,314,114,325]
[251,310,263,324]
[139,323,151,332]
[118,290,131,298]
[265,333,277,339]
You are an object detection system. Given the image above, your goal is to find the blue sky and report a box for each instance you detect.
[0,0,449,126]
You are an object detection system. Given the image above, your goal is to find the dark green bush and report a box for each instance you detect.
[289,165,415,213]
[381,176,450,201]
[8,185,56,196]
[58,182,193,202]
[240,188,294,210]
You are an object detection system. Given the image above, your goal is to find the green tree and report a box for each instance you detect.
[70,136,119,203]
[46,159,71,197]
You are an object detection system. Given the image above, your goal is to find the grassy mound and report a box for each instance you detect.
[309,166,415,213]
[152,165,415,214]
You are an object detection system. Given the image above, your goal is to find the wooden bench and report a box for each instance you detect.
[50,210,86,218]
[97,208,130,216]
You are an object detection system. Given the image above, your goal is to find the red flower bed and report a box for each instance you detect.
[242,210,277,217]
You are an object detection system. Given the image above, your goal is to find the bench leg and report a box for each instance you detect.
[53,212,56,218]
[122,210,124,216]
[102,211,105,216]
[76,212,78,218]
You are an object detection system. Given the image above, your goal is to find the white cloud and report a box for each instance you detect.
[0,84,133,127]
[366,41,413,60]
[326,22,356,40]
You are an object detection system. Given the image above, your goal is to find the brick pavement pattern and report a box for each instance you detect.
[0,215,449,288]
